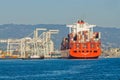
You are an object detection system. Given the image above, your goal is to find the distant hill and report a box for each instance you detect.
[0,24,120,50]
[94,27,120,48]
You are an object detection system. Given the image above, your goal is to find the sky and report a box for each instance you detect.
[0,0,120,27]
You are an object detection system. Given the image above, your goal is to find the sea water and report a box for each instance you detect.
[0,58,120,80]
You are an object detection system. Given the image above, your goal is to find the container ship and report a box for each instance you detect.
[61,20,101,59]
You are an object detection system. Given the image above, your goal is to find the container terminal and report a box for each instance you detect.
[0,28,61,59]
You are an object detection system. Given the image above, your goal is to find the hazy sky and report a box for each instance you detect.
[0,0,120,27]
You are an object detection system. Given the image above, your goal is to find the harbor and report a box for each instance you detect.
[0,20,102,59]
[0,28,61,59]
[0,22,120,59]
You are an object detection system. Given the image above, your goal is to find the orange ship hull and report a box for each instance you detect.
[69,41,101,59]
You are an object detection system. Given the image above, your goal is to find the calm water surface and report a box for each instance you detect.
[0,58,120,80]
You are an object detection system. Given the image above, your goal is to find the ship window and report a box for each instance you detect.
[86,50,89,53]
[94,50,97,53]
[82,51,84,53]
[74,51,77,53]
[90,50,92,52]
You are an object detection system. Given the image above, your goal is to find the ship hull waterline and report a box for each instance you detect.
[69,49,101,59]
[61,49,101,59]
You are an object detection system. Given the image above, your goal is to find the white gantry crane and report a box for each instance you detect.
[0,28,59,59]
